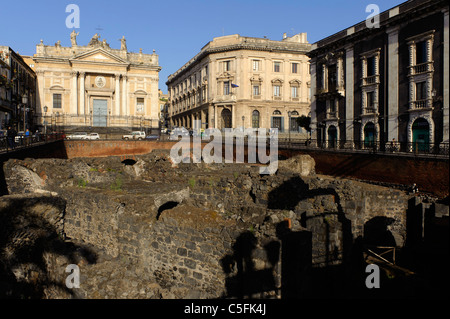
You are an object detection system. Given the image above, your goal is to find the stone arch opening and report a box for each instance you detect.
[327,125,337,148]
[156,201,179,220]
[412,117,430,152]
[122,159,137,166]
[364,122,376,148]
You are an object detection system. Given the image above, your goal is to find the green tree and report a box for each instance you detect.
[297,115,311,132]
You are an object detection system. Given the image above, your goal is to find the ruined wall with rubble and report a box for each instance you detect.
[1,151,445,299]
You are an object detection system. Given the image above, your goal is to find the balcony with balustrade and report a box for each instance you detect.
[408,61,434,76]
[409,98,432,111]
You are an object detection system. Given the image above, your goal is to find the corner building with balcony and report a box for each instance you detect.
[32,32,161,134]
[309,0,449,151]
[166,33,311,134]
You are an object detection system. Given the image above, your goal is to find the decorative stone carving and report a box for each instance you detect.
[95,76,106,88]
[70,30,79,47]
[120,36,127,51]
[101,39,110,49]
[88,33,101,47]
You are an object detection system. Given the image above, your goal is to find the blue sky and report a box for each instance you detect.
[1,0,404,93]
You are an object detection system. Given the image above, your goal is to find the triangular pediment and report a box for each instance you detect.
[71,48,128,65]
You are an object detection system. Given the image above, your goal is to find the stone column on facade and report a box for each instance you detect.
[71,71,78,116]
[443,8,449,143]
[309,61,318,147]
[230,105,235,129]
[115,74,120,117]
[344,45,354,149]
[213,105,217,129]
[36,70,44,111]
[151,77,159,129]
[122,75,127,116]
[387,27,399,143]
[79,72,85,116]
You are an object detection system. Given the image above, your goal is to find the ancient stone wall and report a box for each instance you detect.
[1,152,444,299]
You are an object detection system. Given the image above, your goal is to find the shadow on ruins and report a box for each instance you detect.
[220,174,449,299]
[0,196,97,298]
[0,149,448,299]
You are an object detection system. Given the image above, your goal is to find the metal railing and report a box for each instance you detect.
[277,138,449,157]
[0,133,65,153]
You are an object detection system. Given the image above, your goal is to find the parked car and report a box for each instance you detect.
[169,127,189,140]
[122,131,146,140]
[82,133,100,140]
[66,132,88,140]
[145,134,159,140]
[14,131,25,143]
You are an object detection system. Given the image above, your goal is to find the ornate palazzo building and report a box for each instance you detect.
[33,32,161,133]
[0,46,36,132]
[166,33,311,133]
[309,0,449,151]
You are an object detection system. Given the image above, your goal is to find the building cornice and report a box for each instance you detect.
[167,39,311,85]
[308,0,448,59]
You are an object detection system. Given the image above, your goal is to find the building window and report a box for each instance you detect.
[291,63,298,74]
[291,86,298,98]
[252,110,260,128]
[136,97,144,113]
[53,93,62,108]
[271,110,283,132]
[367,56,376,77]
[367,91,375,111]
[252,85,260,96]
[416,41,427,64]
[273,61,281,72]
[223,81,230,95]
[290,118,299,132]
[223,61,231,72]
[252,60,260,71]
[407,31,434,110]
[327,64,337,91]
[416,81,427,101]
[273,85,281,97]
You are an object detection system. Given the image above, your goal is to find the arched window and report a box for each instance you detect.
[272,110,283,132]
[289,111,300,132]
[364,122,375,148]
[327,125,337,148]
[412,118,430,152]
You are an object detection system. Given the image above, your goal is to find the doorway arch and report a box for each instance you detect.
[327,125,337,148]
[364,122,376,148]
[412,117,430,152]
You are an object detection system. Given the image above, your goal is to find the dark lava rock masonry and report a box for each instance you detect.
[1,150,441,299]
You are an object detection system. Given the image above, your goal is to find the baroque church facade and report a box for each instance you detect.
[33,31,161,133]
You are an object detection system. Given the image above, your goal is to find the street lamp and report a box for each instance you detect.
[22,93,28,133]
[288,111,292,149]
[43,105,48,135]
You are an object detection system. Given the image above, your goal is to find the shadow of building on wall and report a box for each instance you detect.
[221,231,278,298]
[221,175,448,299]
[0,196,97,298]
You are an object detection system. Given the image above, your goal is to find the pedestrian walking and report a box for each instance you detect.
[7,126,16,149]
[25,129,31,146]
